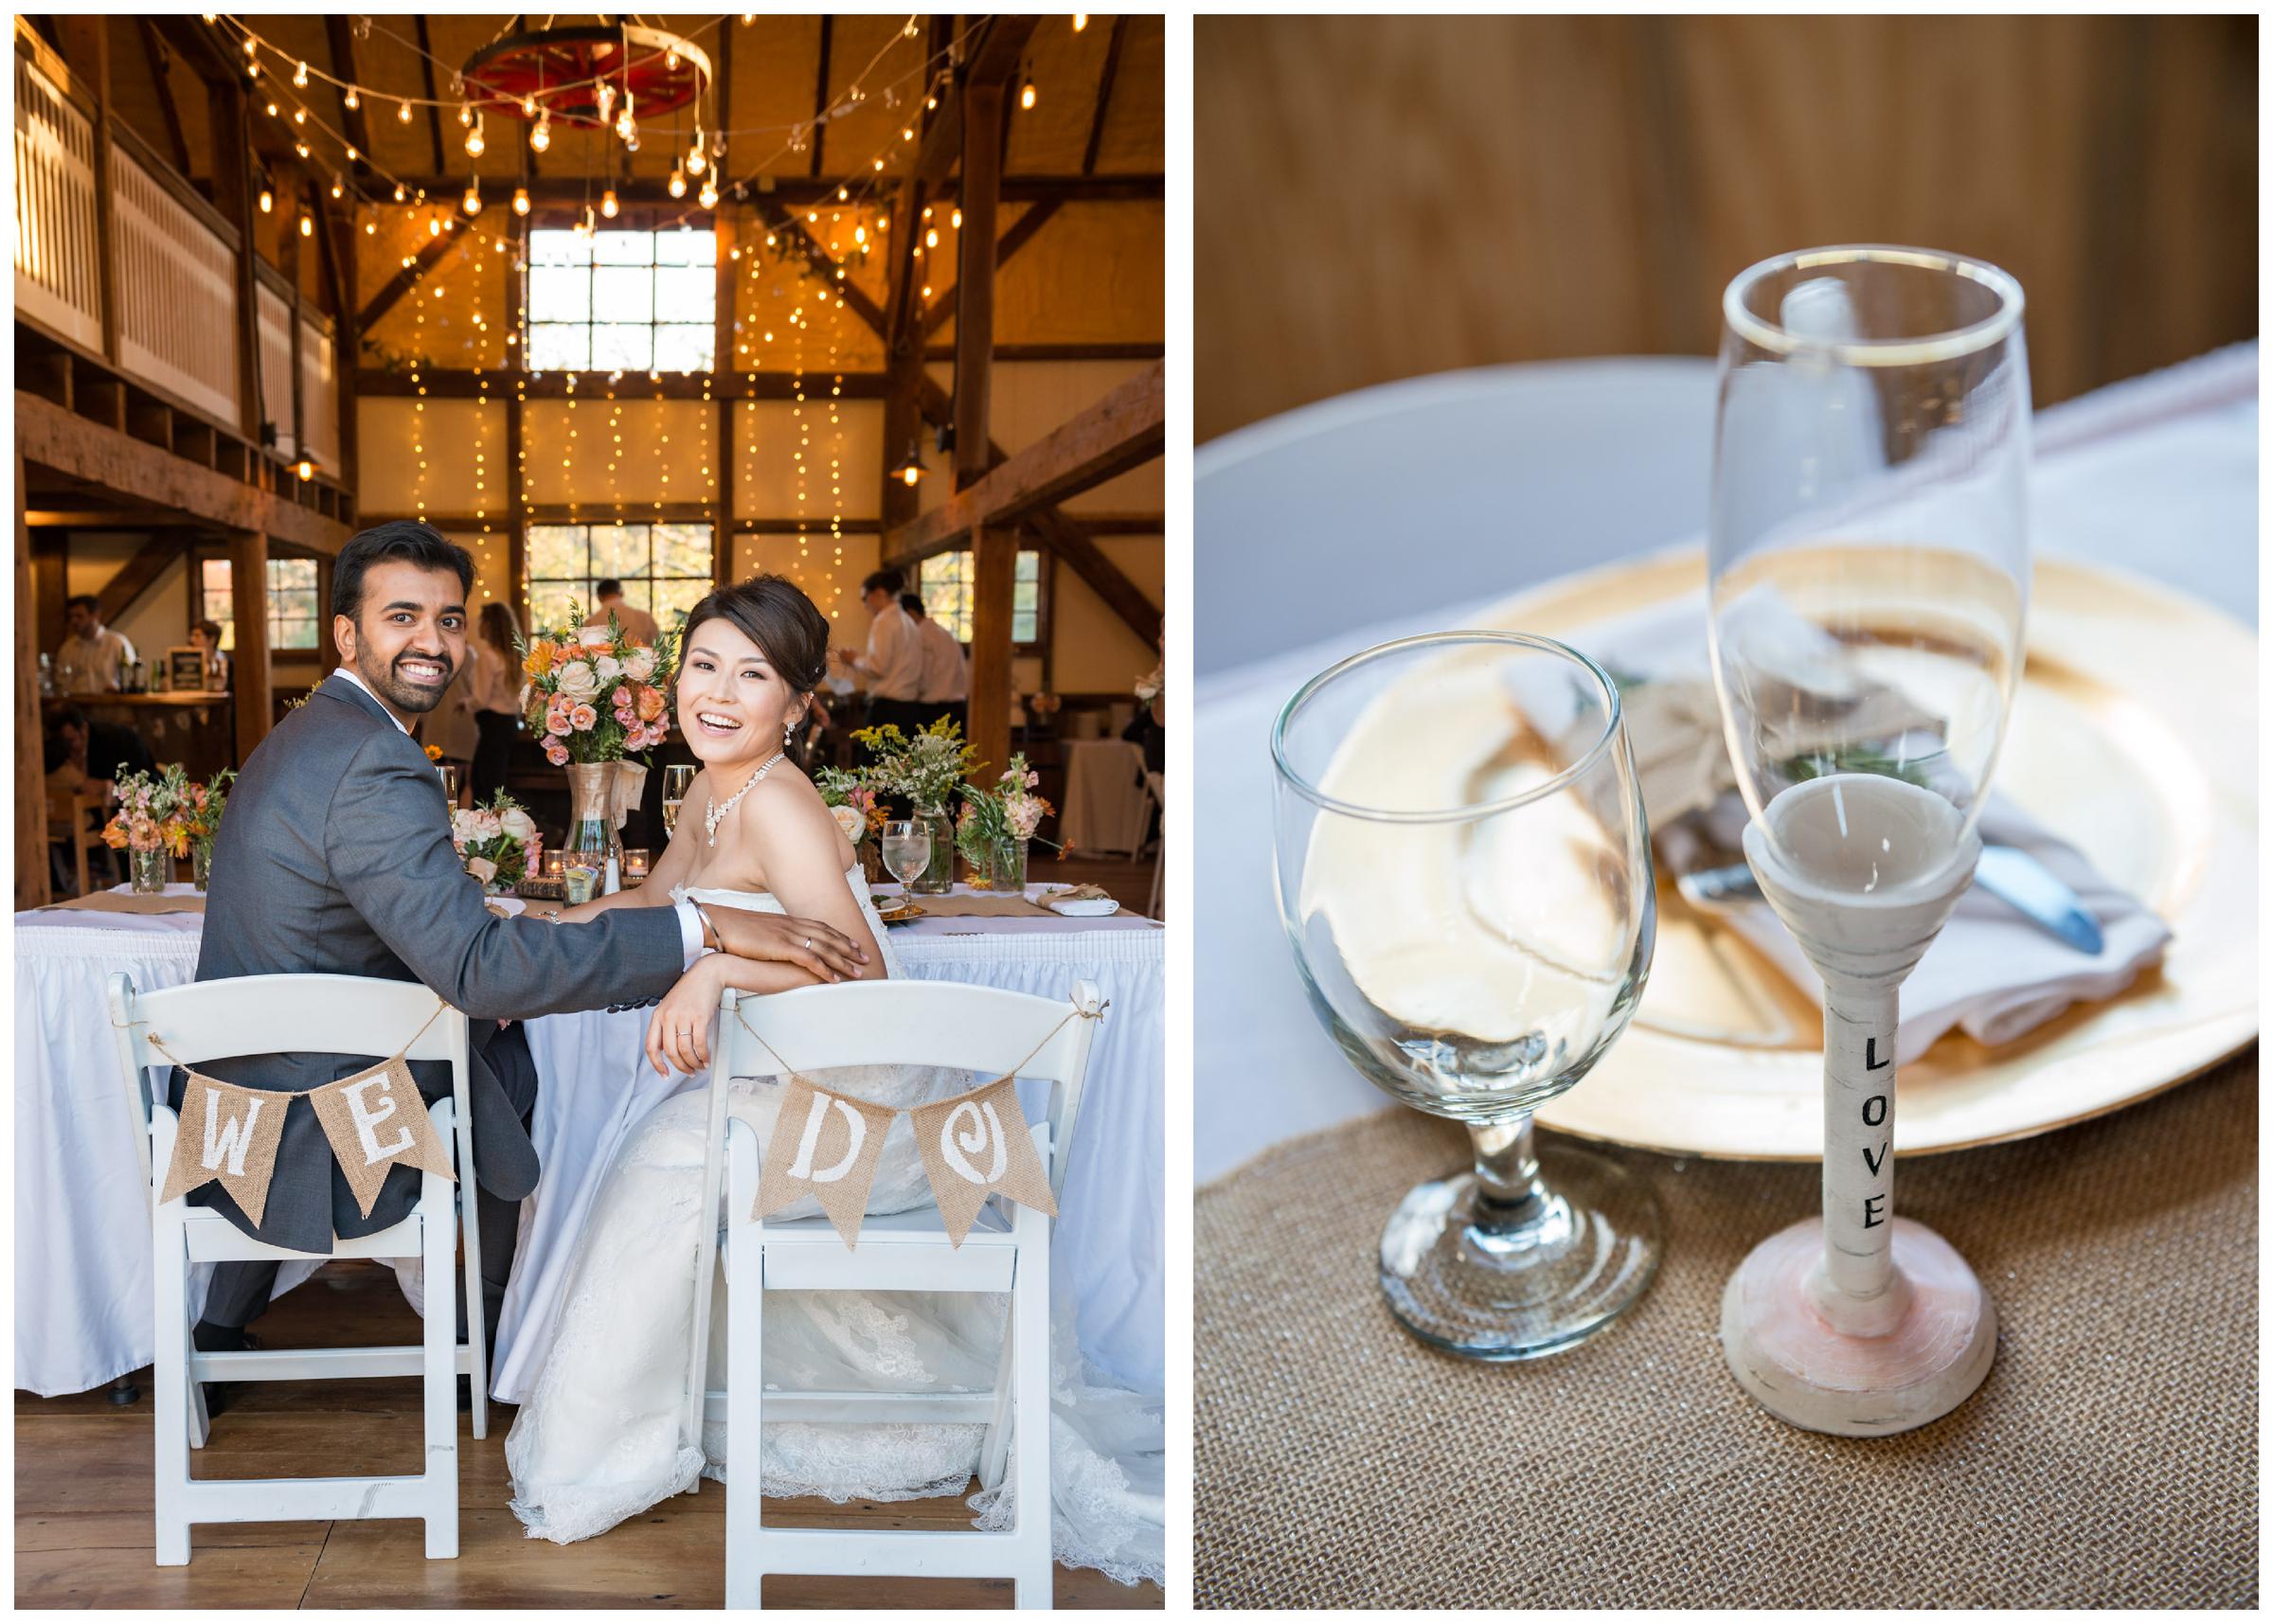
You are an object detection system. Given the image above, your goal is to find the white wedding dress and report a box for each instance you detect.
[504,868,1164,1588]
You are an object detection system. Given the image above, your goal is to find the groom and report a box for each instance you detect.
[183,522,868,1380]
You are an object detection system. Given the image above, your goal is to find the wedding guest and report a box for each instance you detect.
[44,705,154,785]
[53,595,136,694]
[188,618,230,692]
[469,601,523,803]
[904,591,969,734]
[582,579,660,648]
[831,567,927,740]
[1124,632,1166,773]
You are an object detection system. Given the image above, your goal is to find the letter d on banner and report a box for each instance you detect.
[753,1075,896,1247]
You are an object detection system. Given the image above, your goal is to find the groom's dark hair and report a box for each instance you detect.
[687,576,831,693]
[333,521,474,626]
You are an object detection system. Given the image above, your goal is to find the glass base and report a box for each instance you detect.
[1377,1142,1663,1362]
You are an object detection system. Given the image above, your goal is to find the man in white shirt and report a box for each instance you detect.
[582,579,662,648]
[832,568,929,738]
[904,592,969,735]
[54,595,137,694]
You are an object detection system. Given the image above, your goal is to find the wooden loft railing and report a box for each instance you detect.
[13,36,347,502]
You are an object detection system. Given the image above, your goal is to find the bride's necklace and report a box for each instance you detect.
[705,751,786,847]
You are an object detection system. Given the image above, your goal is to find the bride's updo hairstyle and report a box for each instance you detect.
[682,575,832,714]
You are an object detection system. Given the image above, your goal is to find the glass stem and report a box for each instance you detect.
[1466,1113,1557,1238]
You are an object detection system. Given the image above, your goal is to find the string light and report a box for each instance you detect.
[669,167,687,200]
[463,177,483,216]
[952,208,962,228]
[513,186,531,216]
[699,176,719,210]
[464,115,485,158]
[687,132,707,176]
[344,84,359,110]
[457,100,473,128]
[258,184,273,213]
[529,113,551,152]
[1074,14,1088,30]
[1020,77,1037,112]
[293,60,308,87]
[331,174,344,200]
[298,212,313,238]
[399,98,413,124]
[600,187,619,220]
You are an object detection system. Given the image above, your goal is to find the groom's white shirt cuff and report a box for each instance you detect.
[338,665,705,966]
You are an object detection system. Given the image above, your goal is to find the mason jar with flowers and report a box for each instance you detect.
[519,611,678,901]
[957,752,1058,893]
[850,717,976,896]
[101,762,199,893]
[816,766,889,884]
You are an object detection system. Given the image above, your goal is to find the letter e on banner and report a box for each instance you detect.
[159,1073,292,1226]
[910,1075,1057,1246]
[753,1075,896,1248]
[307,1058,456,1218]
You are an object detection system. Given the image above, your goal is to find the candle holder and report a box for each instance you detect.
[1708,246,2031,1435]
[620,848,651,886]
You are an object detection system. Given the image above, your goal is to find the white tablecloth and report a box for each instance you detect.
[14,900,1164,1400]
[1060,740,1154,857]
[1193,344,2259,1185]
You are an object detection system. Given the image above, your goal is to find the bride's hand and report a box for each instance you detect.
[704,905,867,982]
[646,958,724,1076]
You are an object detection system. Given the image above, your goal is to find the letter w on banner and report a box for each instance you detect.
[910,1076,1057,1247]
[159,1073,292,1225]
[306,1057,457,1218]
[753,1075,897,1248]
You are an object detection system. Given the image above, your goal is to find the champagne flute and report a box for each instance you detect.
[881,819,930,891]
[1709,245,2029,1434]
[1272,632,1660,1360]
[661,764,696,836]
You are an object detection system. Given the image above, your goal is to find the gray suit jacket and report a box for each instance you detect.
[178,673,684,1254]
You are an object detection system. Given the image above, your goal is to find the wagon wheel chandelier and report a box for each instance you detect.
[459,21,720,209]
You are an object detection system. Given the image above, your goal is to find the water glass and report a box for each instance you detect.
[881,819,931,889]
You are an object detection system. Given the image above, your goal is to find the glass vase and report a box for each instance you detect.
[191,842,213,893]
[562,761,621,903]
[982,835,1029,894]
[909,803,957,896]
[130,846,170,895]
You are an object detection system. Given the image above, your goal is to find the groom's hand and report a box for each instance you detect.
[702,905,868,982]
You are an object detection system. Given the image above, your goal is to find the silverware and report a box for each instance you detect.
[1677,844,2104,955]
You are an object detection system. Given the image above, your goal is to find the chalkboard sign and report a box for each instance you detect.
[167,648,208,691]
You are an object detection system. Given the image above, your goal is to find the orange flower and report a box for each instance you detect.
[523,640,557,677]
[424,743,444,763]
[101,820,129,850]
[634,684,666,722]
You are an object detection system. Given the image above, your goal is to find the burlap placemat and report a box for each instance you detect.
[42,888,206,916]
[900,893,1052,919]
[1196,1052,2258,1608]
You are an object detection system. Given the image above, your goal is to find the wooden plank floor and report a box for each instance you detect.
[17,1263,1162,1610]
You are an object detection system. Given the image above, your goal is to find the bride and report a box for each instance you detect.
[503,576,1161,1587]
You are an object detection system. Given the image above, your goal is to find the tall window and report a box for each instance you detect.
[918,549,1043,646]
[526,522,713,636]
[199,557,319,651]
[526,227,716,373]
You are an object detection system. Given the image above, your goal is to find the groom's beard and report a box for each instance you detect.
[355,644,456,716]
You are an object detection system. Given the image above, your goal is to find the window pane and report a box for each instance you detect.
[652,576,710,629]
[273,616,319,651]
[528,324,588,372]
[527,525,586,582]
[527,580,586,631]
[653,265,712,318]
[1012,580,1038,615]
[593,265,653,323]
[588,523,650,579]
[653,523,712,577]
[1013,611,1038,644]
[652,324,713,374]
[528,265,590,323]
[590,322,652,371]
[654,228,716,266]
[1015,550,1040,583]
[528,228,589,266]
[591,230,654,265]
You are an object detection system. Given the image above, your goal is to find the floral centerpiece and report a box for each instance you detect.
[101,763,199,893]
[451,791,540,895]
[957,753,1059,891]
[517,607,679,898]
[186,768,234,891]
[816,764,887,882]
[849,716,977,895]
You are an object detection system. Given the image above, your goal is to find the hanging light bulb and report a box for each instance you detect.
[429,214,442,237]
[331,173,344,200]
[464,115,485,157]
[521,92,536,116]
[365,220,376,235]
[600,187,619,220]
[665,47,679,70]
[615,91,636,144]
[295,455,313,481]
[242,34,257,57]
[668,167,687,199]
[297,212,313,238]
[687,131,707,175]
[344,84,359,110]
[893,442,925,486]
[699,176,720,210]
[463,178,483,216]
[293,60,309,87]
[853,223,867,245]
[346,144,359,162]
[529,112,551,152]
[258,183,274,213]
[952,207,962,228]
[512,186,530,216]
[457,101,473,128]
[393,182,406,202]
[398,98,413,124]
[294,140,310,159]
[294,107,307,125]
[595,80,616,123]
[925,227,939,248]
[1020,78,1037,112]
[1074,14,1088,30]
[247,60,260,80]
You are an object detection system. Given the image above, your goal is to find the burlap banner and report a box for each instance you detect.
[752,1074,898,1247]
[148,1003,456,1222]
[911,1075,1058,1245]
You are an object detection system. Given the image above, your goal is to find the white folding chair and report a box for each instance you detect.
[107,971,485,1566]
[684,978,1102,1610]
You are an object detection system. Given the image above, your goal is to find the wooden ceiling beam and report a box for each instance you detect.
[753,199,890,340]
[356,368,891,401]
[324,14,374,179]
[95,530,191,625]
[358,224,471,331]
[136,19,194,175]
[808,16,832,179]
[380,173,1160,206]
[412,16,446,176]
[920,199,1061,340]
[1083,16,1129,175]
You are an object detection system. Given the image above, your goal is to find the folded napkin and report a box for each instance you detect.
[1042,883,1115,902]
[1549,594,2174,1063]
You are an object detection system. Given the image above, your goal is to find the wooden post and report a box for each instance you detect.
[55,17,119,366]
[16,453,53,910]
[207,76,263,445]
[956,81,1006,778]
[714,205,736,591]
[227,529,272,760]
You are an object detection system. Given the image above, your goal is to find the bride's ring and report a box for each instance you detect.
[803,937,813,951]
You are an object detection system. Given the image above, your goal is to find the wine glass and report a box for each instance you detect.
[1272,632,1660,1360]
[1709,245,2030,1434]
[881,819,930,891]
[438,763,460,808]
[661,764,696,836]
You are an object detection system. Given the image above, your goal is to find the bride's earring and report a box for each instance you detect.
[782,717,795,749]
